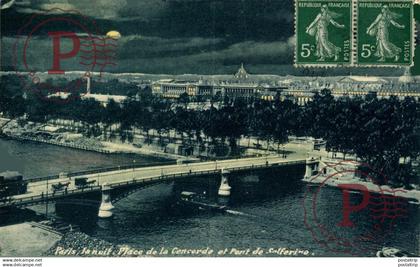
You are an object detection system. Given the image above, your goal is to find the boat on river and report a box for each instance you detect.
[180,191,226,212]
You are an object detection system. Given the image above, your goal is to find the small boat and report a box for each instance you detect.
[408,198,419,205]
[376,247,416,257]
[240,174,259,183]
[180,191,226,212]
[180,191,197,201]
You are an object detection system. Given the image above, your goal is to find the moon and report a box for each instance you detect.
[1,0,16,10]
[106,31,121,40]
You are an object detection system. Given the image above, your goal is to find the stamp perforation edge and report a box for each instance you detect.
[294,0,298,68]
[351,0,358,65]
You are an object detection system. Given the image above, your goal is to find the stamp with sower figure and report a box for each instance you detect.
[357,0,414,66]
[295,0,415,67]
[295,0,352,66]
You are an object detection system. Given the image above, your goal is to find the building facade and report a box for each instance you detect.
[151,65,420,105]
[152,65,286,100]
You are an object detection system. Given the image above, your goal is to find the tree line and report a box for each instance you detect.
[1,75,419,187]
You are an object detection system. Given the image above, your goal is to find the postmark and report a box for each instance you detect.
[356,0,414,66]
[302,160,409,256]
[295,0,352,67]
[12,8,118,103]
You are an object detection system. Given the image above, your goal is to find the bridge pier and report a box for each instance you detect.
[218,169,231,196]
[98,183,114,218]
[304,157,320,179]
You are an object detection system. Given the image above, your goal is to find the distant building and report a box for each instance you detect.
[234,63,250,80]
[152,79,199,98]
[46,76,128,107]
[150,64,416,104]
[281,70,420,105]
[151,64,286,100]
[47,65,420,108]
[80,93,127,107]
[399,67,414,84]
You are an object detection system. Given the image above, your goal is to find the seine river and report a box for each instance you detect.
[0,138,418,257]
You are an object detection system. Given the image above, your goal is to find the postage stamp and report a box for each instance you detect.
[356,0,414,66]
[295,0,352,67]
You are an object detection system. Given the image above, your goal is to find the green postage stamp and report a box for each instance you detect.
[295,0,415,67]
[357,0,414,66]
[295,0,352,66]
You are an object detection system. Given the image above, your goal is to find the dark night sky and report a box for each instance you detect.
[0,0,410,75]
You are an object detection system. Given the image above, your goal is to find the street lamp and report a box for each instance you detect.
[45,177,49,217]
[131,160,137,181]
[282,144,285,158]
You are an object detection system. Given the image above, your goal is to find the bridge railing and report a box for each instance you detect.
[1,159,306,208]
[109,160,306,188]
[24,161,175,183]
[25,158,305,184]
[0,185,102,208]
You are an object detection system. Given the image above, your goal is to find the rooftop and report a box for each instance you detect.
[234,63,250,80]
[81,93,127,103]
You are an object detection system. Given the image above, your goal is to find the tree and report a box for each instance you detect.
[178,92,190,108]
[220,100,248,155]
[273,99,296,154]
[102,99,122,140]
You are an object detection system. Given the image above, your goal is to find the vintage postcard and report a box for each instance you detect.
[0,0,419,266]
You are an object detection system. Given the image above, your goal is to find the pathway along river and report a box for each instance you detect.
[0,138,418,256]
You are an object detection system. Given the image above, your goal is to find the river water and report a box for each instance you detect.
[0,139,418,257]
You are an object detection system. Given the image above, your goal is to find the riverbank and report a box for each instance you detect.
[0,220,138,257]
[303,159,420,203]
[0,222,62,256]
[1,118,193,161]
[1,117,316,162]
